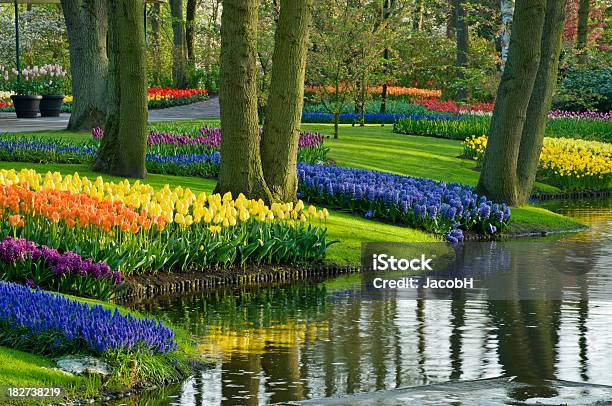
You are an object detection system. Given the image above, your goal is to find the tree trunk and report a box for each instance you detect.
[454,0,469,100]
[446,0,456,39]
[186,0,197,61]
[476,0,548,205]
[359,74,366,126]
[170,0,189,88]
[413,0,424,31]
[61,0,108,131]
[93,0,148,179]
[215,0,272,201]
[576,0,589,49]
[499,0,515,71]
[261,0,313,202]
[333,112,339,139]
[379,0,392,114]
[151,2,161,86]
[516,0,566,203]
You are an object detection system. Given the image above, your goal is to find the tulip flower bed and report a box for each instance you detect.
[394,115,612,143]
[297,163,510,241]
[463,135,612,191]
[0,88,208,113]
[0,237,121,300]
[0,281,177,356]
[147,87,209,109]
[413,98,495,115]
[0,169,330,275]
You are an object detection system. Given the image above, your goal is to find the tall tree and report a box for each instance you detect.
[454,0,469,100]
[515,0,566,203]
[476,0,566,205]
[60,0,108,131]
[93,0,148,178]
[576,0,589,49]
[186,0,198,61]
[261,0,313,202]
[379,0,394,114]
[215,0,272,200]
[170,0,189,88]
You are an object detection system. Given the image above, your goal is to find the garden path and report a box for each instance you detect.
[0,95,220,133]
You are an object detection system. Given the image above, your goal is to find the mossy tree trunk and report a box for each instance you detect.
[93,0,148,179]
[61,0,108,131]
[261,0,313,202]
[170,0,189,88]
[215,0,272,201]
[516,0,566,202]
[477,0,565,206]
[576,0,589,49]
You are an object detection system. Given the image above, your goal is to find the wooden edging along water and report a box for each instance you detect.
[121,263,360,300]
[531,189,610,201]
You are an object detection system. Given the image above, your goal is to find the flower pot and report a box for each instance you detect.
[10,95,42,119]
[40,95,65,117]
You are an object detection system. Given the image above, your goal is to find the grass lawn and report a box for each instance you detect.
[0,347,98,403]
[0,123,585,265]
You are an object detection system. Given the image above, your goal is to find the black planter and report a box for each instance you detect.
[10,95,42,119]
[40,94,65,117]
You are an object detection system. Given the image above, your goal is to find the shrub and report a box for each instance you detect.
[553,67,612,112]
[394,114,612,142]
[393,116,489,139]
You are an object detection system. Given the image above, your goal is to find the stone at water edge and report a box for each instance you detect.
[55,355,112,378]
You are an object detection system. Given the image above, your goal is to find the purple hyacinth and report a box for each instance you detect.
[0,237,117,283]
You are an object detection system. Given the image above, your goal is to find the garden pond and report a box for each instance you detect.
[116,197,611,405]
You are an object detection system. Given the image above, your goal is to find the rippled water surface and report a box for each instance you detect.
[121,198,611,405]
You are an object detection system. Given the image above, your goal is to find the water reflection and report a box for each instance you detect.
[122,198,611,405]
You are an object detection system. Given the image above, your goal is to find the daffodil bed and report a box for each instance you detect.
[463,135,612,191]
[0,169,331,286]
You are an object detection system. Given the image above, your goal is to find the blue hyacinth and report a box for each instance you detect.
[297,163,509,237]
[0,282,177,355]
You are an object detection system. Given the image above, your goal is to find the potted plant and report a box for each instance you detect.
[3,66,42,119]
[38,64,68,117]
